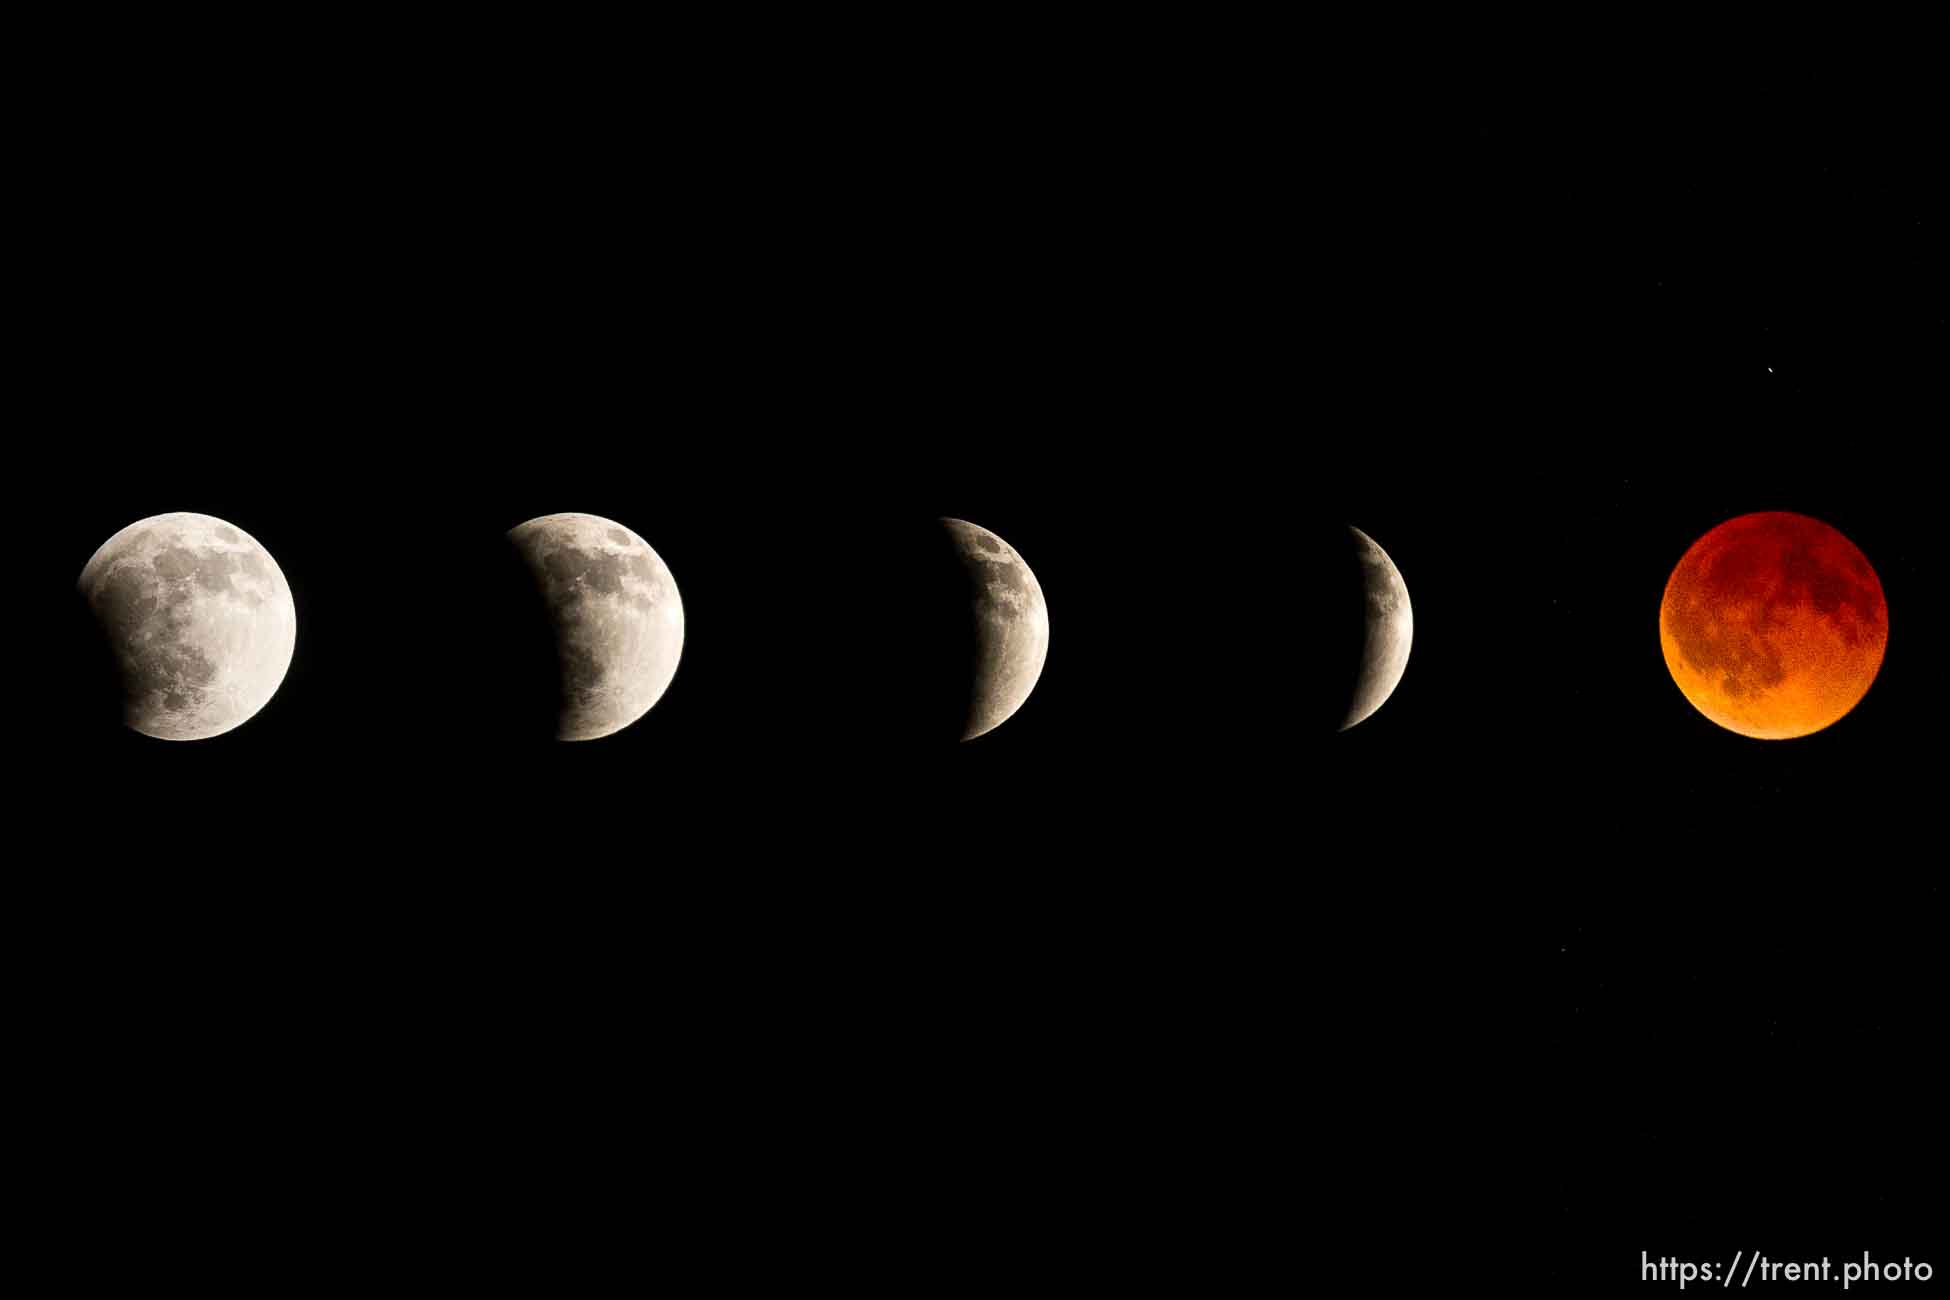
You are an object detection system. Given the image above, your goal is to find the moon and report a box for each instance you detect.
[943,518,1050,741]
[76,512,296,741]
[507,513,684,741]
[1660,511,1887,739]
[1343,526,1412,731]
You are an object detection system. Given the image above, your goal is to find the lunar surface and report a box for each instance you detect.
[943,518,1050,741]
[76,512,297,741]
[1660,511,1887,739]
[1343,526,1412,731]
[507,513,684,741]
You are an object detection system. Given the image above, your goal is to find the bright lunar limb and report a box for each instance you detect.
[1659,511,1886,739]
[507,513,685,741]
[1343,526,1412,731]
[942,518,1050,741]
[76,512,297,741]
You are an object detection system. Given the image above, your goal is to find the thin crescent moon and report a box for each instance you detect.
[1342,526,1411,731]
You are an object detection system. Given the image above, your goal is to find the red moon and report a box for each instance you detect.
[1659,512,1888,739]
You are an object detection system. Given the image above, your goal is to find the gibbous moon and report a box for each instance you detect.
[1660,511,1887,739]
[507,513,684,741]
[943,518,1050,741]
[1343,526,1412,731]
[76,512,297,741]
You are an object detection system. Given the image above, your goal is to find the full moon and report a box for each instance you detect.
[944,518,1050,742]
[507,513,684,741]
[76,512,297,741]
[1659,511,1887,739]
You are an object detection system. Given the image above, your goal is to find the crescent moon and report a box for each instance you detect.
[942,518,1050,741]
[1343,526,1412,731]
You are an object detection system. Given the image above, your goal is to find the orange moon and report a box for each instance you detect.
[1659,512,1887,739]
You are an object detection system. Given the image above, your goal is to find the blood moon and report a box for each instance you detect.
[1659,511,1887,739]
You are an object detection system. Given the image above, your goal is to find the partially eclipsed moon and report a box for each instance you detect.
[507,513,684,741]
[1343,526,1412,731]
[77,512,297,741]
[1659,511,1887,739]
[942,518,1050,741]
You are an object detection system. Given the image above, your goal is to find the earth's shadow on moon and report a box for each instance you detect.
[430,518,984,755]
[410,517,1005,754]
[67,584,131,738]
[824,518,986,749]
[1292,522,1378,735]
[443,535,570,749]
[699,516,989,753]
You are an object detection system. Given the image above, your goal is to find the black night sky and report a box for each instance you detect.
[16,40,1942,1294]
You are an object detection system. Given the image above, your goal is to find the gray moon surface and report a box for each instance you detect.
[77,512,297,741]
[944,518,1050,741]
[507,513,684,741]
[1343,525,1412,731]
